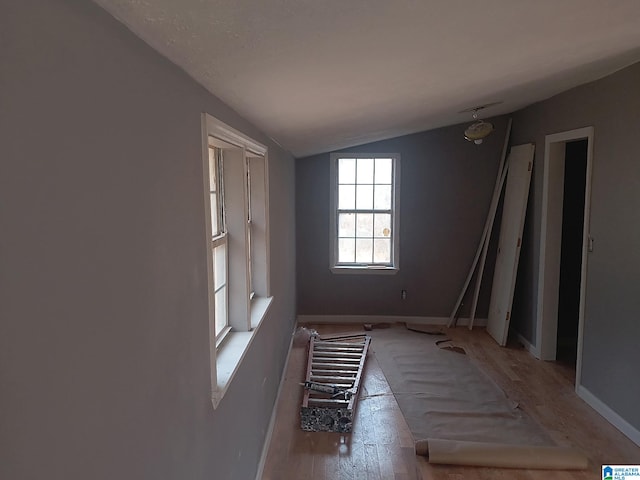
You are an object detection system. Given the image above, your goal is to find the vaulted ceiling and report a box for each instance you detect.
[94,0,640,157]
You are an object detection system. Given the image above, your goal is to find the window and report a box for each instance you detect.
[330,153,400,273]
[208,146,229,342]
[202,113,273,408]
[245,154,269,299]
[245,156,254,299]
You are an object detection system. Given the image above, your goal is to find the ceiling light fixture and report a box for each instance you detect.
[461,102,501,145]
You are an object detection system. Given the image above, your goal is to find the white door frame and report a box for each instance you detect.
[536,126,593,391]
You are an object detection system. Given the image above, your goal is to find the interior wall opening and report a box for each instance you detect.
[536,126,593,392]
[556,139,588,368]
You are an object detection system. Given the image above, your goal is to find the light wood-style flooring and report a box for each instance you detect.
[261,324,640,479]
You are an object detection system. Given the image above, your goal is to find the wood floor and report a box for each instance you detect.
[261,324,640,480]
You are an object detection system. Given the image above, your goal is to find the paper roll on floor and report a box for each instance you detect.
[415,438,588,470]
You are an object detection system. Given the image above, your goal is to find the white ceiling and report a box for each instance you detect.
[95,0,640,157]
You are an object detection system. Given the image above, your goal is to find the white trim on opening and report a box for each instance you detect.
[329,152,401,274]
[202,113,272,409]
[536,126,594,396]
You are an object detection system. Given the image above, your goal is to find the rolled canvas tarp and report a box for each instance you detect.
[415,438,588,470]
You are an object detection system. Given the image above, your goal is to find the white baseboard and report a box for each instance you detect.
[577,385,640,447]
[516,333,540,358]
[254,323,297,480]
[296,315,488,327]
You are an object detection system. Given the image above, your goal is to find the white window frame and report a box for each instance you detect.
[208,145,231,344]
[329,152,401,274]
[202,113,273,409]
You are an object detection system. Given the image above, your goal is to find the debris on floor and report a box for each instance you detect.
[435,338,466,354]
[363,322,391,331]
[405,323,447,336]
[292,326,319,348]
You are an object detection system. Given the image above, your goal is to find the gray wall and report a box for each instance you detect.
[296,117,510,318]
[0,1,296,479]
[510,61,640,431]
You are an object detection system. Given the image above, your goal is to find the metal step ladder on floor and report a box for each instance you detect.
[300,333,371,433]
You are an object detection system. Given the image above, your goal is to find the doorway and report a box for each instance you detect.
[536,127,593,390]
[556,139,587,366]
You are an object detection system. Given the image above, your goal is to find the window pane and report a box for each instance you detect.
[210,193,217,235]
[355,238,373,263]
[209,148,217,192]
[374,239,391,263]
[246,159,252,222]
[213,243,226,290]
[215,287,227,337]
[374,213,391,237]
[338,158,356,184]
[338,213,356,237]
[209,148,219,235]
[373,185,392,210]
[357,158,374,184]
[338,185,356,209]
[356,213,373,237]
[356,184,374,209]
[375,158,393,184]
[338,238,355,263]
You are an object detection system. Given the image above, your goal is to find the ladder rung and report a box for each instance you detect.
[311,362,359,369]
[313,358,361,364]
[311,369,358,376]
[314,346,364,353]
[311,375,356,383]
[313,351,363,359]
[307,383,353,389]
[307,398,350,405]
[315,341,366,348]
[314,343,362,351]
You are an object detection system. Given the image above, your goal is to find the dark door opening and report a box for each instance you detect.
[556,139,587,366]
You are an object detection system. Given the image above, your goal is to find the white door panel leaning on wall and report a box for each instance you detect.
[487,144,535,346]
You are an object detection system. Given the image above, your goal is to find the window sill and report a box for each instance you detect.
[212,296,273,408]
[251,296,272,329]
[330,266,399,275]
